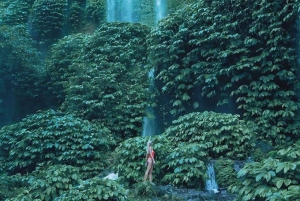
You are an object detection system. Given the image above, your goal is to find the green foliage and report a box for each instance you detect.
[229,140,300,201]
[0,24,49,123]
[128,182,161,201]
[46,22,152,139]
[113,111,255,189]
[138,0,155,26]
[0,24,42,96]
[85,0,106,25]
[0,174,26,200]
[127,182,184,201]
[252,140,273,162]
[0,0,33,26]
[161,142,207,188]
[6,165,81,201]
[30,0,66,41]
[65,2,84,32]
[167,0,197,14]
[113,136,155,186]
[112,134,173,187]
[214,159,238,188]
[0,109,116,174]
[146,0,300,145]
[164,111,255,159]
[56,177,127,201]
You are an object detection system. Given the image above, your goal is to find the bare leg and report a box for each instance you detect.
[149,162,153,182]
[143,158,153,182]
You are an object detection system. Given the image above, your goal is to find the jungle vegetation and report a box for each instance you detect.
[0,0,300,200]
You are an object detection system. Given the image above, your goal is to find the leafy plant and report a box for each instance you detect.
[161,142,207,188]
[29,0,66,41]
[0,24,49,124]
[146,0,300,146]
[55,177,127,201]
[0,174,27,200]
[85,0,106,25]
[46,22,152,139]
[127,182,161,201]
[112,134,173,187]
[164,111,256,159]
[6,165,81,201]
[214,159,238,188]
[229,140,300,201]
[1,0,33,26]
[0,109,116,174]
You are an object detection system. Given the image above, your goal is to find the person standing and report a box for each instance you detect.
[143,140,155,184]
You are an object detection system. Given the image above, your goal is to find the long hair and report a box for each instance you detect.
[146,139,152,155]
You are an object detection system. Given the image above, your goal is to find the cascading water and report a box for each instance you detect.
[142,69,157,136]
[106,0,116,22]
[142,0,167,136]
[121,0,133,22]
[106,0,134,22]
[155,0,167,23]
[205,162,219,192]
[106,0,165,136]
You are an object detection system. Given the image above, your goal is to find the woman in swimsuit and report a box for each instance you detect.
[143,140,155,184]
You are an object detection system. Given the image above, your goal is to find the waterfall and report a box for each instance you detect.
[142,68,157,136]
[121,0,133,22]
[205,162,219,192]
[142,113,155,136]
[106,0,116,22]
[142,1,167,136]
[155,0,167,23]
[106,0,134,22]
[106,1,161,135]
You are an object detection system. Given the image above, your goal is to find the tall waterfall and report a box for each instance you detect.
[155,0,167,23]
[106,0,134,22]
[205,162,219,191]
[142,69,157,137]
[106,0,163,136]
[121,0,133,22]
[142,0,167,136]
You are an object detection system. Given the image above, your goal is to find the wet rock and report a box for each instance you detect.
[152,185,235,201]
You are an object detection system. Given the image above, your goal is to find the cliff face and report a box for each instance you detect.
[0,0,197,126]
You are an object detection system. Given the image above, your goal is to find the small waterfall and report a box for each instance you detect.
[155,0,167,23]
[106,0,116,22]
[205,162,219,192]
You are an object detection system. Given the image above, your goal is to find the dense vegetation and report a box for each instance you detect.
[0,0,300,200]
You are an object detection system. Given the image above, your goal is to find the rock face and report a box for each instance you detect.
[152,185,235,201]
